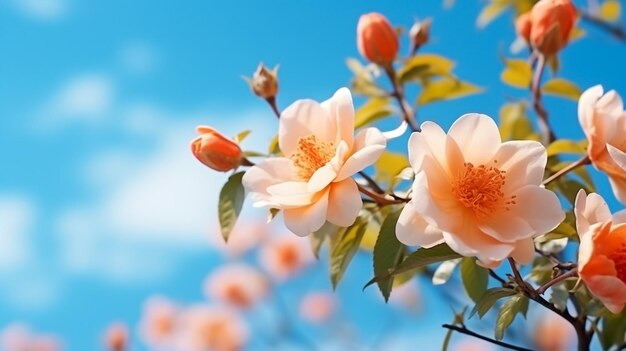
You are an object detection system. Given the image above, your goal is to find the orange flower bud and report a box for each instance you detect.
[515,12,532,42]
[529,0,577,56]
[409,18,432,53]
[357,12,399,65]
[248,63,278,99]
[191,126,242,172]
[104,323,128,351]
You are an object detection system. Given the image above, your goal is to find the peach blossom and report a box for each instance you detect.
[176,305,248,351]
[258,235,314,281]
[139,296,179,348]
[298,292,336,323]
[396,114,564,267]
[533,313,575,351]
[578,85,626,204]
[453,340,496,351]
[515,12,532,42]
[528,0,577,56]
[357,13,399,65]
[574,190,626,313]
[104,323,128,351]
[388,281,421,311]
[0,325,62,351]
[243,88,386,236]
[209,221,269,257]
[204,264,269,309]
[191,126,243,172]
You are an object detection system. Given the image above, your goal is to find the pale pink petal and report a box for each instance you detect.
[325,178,362,227]
[243,158,298,207]
[607,176,626,205]
[585,275,626,314]
[574,190,612,236]
[279,99,338,156]
[608,144,626,170]
[597,89,624,120]
[266,181,316,208]
[506,185,564,234]
[283,189,330,236]
[612,209,626,224]
[492,140,546,191]
[411,169,463,234]
[321,87,355,147]
[577,227,597,269]
[509,238,535,264]
[578,85,604,136]
[447,113,501,165]
[307,163,337,192]
[395,202,444,247]
[442,226,514,267]
[407,121,448,171]
[479,216,534,243]
[335,127,386,181]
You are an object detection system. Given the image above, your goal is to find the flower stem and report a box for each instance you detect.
[536,268,578,295]
[542,155,591,186]
[265,96,281,118]
[383,64,421,132]
[357,183,406,206]
[441,324,533,351]
[531,54,556,144]
[580,11,626,41]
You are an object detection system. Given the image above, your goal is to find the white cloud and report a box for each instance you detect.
[9,0,67,20]
[118,43,158,75]
[0,197,35,272]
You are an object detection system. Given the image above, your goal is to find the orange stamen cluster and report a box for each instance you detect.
[452,162,512,218]
[291,135,335,180]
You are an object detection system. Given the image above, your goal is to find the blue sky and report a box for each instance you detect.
[1,0,625,350]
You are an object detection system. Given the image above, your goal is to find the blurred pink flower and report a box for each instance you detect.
[259,235,314,281]
[298,292,336,323]
[388,281,421,311]
[533,313,575,351]
[209,221,269,257]
[204,264,269,309]
[139,296,179,348]
[453,340,496,351]
[396,113,564,268]
[0,325,62,351]
[176,305,248,351]
[104,323,128,351]
[243,87,386,236]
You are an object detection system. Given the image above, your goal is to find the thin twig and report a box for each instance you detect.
[536,268,578,295]
[382,64,421,132]
[489,269,509,286]
[580,11,626,41]
[542,155,591,186]
[265,96,281,118]
[531,54,556,144]
[441,324,533,351]
[357,183,407,206]
[358,171,386,194]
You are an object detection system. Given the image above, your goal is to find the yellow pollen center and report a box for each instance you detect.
[451,162,515,218]
[291,135,335,180]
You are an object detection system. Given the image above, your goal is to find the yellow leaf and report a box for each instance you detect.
[268,134,281,155]
[569,26,586,42]
[355,97,395,129]
[499,102,537,141]
[360,224,380,251]
[542,78,582,100]
[500,58,532,88]
[418,78,482,105]
[397,54,455,83]
[546,139,586,157]
[477,1,510,28]
[375,152,410,183]
[599,0,621,21]
[513,0,534,14]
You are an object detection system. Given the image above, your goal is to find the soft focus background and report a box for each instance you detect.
[1,0,625,350]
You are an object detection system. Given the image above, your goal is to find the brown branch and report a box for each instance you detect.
[382,64,421,132]
[357,183,407,206]
[536,268,578,295]
[542,155,591,186]
[580,11,626,41]
[441,324,533,351]
[266,96,281,118]
[531,54,556,144]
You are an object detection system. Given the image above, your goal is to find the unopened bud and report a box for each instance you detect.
[529,0,577,56]
[104,323,128,351]
[515,12,532,43]
[357,12,399,65]
[248,64,279,99]
[409,18,432,53]
[191,126,243,172]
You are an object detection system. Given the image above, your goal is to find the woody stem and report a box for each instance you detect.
[531,54,556,145]
[580,11,626,41]
[266,96,281,118]
[542,155,591,185]
[536,268,578,295]
[357,183,406,206]
[383,64,421,132]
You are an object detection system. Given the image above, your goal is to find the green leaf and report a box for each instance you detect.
[470,287,517,319]
[330,217,368,289]
[397,54,455,83]
[218,171,246,242]
[432,258,462,285]
[477,1,510,28]
[347,58,386,97]
[500,58,533,89]
[542,78,583,100]
[550,284,569,311]
[364,243,462,289]
[441,327,453,351]
[599,0,622,21]
[495,294,529,340]
[460,258,489,303]
[546,139,586,157]
[418,78,482,105]
[373,209,405,301]
[234,130,251,143]
[268,134,280,155]
[242,150,267,158]
[499,102,536,141]
[355,97,394,129]
[600,309,626,349]
[310,222,342,259]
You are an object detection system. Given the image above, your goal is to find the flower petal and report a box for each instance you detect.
[279,99,337,157]
[585,274,626,314]
[574,190,612,236]
[243,158,297,206]
[408,121,448,171]
[578,85,604,136]
[479,216,535,243]
[325,178,362,227]
[447,113,501,165]
[493,140,547,190]
[321,87,355,148]
[266,181,317,207]
[442,227,513,267]
[510,238,535,264]
[307,163,337,193]
[283,189,330,236]
[507,185,565,234]
[335,127,386,181]
[395,202,444,247]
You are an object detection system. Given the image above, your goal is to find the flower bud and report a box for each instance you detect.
[409,18,431,53]
[529,0,577,56]
[104,323,128,351]
[248,63,278,99]
[357,12,399,65]
[515,12,532,42]
[191,126,242,172]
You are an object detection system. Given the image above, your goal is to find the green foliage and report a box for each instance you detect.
[599,309,626,350]
[501,58,533,89]
[418,78,482,105]
[499,102,537,141]
[549,284,569,311]
[355,97,395,129]
[218,171,246,242]
[234,130,251,143]
[268,134,280,155]
[397,54,455,84]
[542,78,583,100]
[310,222,342,259]
[495,294,529,340]
[373,209,405,301]
[346,58,386,97]
[470,287,517,318]
[546,139,587,157]
[330,216,368,289]
[460,258,489,303]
